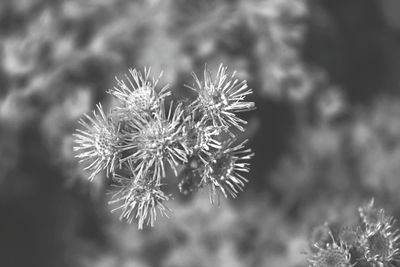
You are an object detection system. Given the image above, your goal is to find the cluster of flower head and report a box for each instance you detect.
[308,199,400,267]
[73,64,254,229]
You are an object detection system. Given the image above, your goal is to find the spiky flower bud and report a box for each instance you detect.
[187,64,255,131]
[308,243,352,267]
[201,140,253,204]
[108,67,170,115]
[181,113,222,159]
[359,226,400,266]
[109,173,170,229]
[73,103,120,180]
[308,231,352,267]
[357,200,400,266]
[121,103,187,183]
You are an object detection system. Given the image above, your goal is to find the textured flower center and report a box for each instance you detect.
[368,231,390,259]
[317,248,349,267]
[210,91,227,109]
[127,86,153,111]
[95,131,117,158]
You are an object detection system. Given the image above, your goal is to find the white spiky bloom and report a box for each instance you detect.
[108,67,170,115]
[187,64,254,131]
[308,231,352,267]
[121,103,187,184]
[181,112,222,160]
[109,172,170,229]
[201,139,253,204]
[358,199,400,266]
[73,104,120,180]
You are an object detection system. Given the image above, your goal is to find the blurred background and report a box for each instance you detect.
[2,0,400,266]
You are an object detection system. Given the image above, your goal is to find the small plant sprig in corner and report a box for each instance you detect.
[73,64,255,229]
[308,199,400,267]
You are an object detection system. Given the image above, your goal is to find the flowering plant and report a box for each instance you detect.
[73,64,254,229]
[308,199,400,267]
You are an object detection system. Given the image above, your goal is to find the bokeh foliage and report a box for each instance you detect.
[2,0,400,266]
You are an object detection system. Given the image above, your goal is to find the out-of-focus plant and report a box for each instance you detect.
[73,64,254,229]
[308,199,400,267]
[349,98,400,203]
[237,0,310,99]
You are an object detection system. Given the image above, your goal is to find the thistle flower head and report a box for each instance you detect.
[358,216,400,266]
[108,67,170,114]
[201,139,253,204]
[122,103,187,183]
[73,104,120,180]
[110,172,170,229]
[308,231,352,267]
[187,64,254,131]
[308,243,352,267]
[181,113,222,158]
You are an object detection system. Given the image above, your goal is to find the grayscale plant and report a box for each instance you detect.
[74,64,255,229]
[308,199,400,267]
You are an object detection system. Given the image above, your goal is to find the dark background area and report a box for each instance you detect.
[2,0,400,266]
